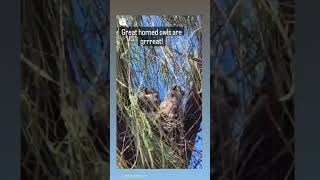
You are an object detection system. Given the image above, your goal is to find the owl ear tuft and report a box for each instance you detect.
[144,88,152,94]
[172,85,185,95]
[172,85,179,90]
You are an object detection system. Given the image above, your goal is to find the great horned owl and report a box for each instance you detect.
[160,85,185,117]
[159,85,185,139]
[138,87,160,113]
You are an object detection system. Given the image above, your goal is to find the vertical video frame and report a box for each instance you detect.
[116,15,203,169]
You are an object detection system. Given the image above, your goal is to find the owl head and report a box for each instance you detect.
[138,88,160,112]
[167,85,185,99]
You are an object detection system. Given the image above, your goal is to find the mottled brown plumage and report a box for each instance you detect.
[159,85,185,140]
[138,88,160,113]
[160,85,185,117]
